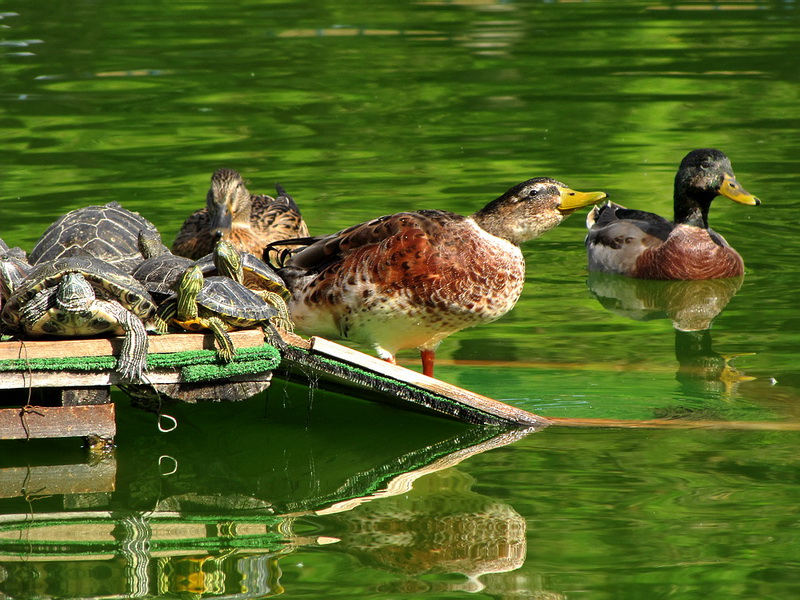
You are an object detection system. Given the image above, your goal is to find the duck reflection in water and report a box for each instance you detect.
[327,469,559,598]
[586,273,754,398]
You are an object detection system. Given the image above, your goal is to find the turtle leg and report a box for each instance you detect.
[257,290,294,332]
[19,287,58,329]
[203,315,236,362]
[97,300,149,382]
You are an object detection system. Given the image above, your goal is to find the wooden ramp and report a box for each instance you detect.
[0,329,547,441]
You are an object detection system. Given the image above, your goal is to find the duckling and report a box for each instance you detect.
[173,168,309,260]
[586,149,760,280]
[270,177,607,377]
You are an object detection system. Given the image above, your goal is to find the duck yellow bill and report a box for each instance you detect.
[719,173,761,205]
[558,187,609,213]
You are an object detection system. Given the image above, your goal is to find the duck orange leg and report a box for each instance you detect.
[421,349,435,378]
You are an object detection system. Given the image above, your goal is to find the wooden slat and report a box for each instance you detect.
[0,370,273,389]
[0,403,116,440]
[0,329,269,361]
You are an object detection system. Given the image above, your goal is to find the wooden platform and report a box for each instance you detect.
[0,329,548,442]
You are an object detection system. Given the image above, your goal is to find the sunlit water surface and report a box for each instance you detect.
[2,1,800,598]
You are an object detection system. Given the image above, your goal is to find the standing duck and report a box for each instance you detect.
[270,177,607,377]
[173,168,310,260]
[585,149,761,280]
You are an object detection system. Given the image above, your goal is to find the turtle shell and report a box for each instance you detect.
[2,255,157,329]
[196,276,278,325]
[133,251,194,300]
[30,202,160,274]
[0,253,32,303]
[195,249,290,301]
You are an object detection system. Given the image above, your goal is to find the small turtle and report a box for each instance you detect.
[30,201,161,274]
[196,239,293,331]
[1,255,158,381]
[157,264,278,362]
[0,252,32,306]
[132,229,195,302]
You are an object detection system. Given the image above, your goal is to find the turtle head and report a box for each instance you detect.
[137,228,169,260]
[212,239,244,283]
[57,272,96,312]
[176,265,204,320]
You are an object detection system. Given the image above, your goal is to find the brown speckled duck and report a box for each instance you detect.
[270,177,607,377]
[586,149,761,280]
[173,168,309,261]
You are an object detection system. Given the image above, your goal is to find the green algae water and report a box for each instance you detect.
[2,1,800,598]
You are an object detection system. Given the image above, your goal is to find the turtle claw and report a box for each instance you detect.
[116,357,146,382]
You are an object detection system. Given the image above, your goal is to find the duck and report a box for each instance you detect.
[172,168,310,261]
[585,148,761,280]
[269,177,607,377]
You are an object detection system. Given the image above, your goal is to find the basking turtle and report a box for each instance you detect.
[157,264,278,362]
[1,255,158,381]
[0,252,31,302]
[196,239,293,331]
[30,201,161,274]
[132,229,195,302]
[0,251,32,331]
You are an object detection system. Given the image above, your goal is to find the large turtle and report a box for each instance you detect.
[30,202,161,274]
[196,239,293,331]
[1,255,158,381]
[132,229,195,302]
[157,264,278,362]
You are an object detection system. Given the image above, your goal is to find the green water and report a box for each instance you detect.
[2,0,800,598]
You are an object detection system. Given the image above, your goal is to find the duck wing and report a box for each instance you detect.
[585,202,675,275]
[587,202,674,246]
[280,210,461,273]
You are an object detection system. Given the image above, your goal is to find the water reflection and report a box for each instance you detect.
[586,273,752,398]
[325,468,546,596]
[0,401,532,598]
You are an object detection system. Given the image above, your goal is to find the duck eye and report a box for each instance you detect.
[527,188,540,198]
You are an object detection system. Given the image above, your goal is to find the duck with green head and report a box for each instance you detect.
[585,148,761,280]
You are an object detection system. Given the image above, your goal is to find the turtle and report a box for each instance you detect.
[157,264,279,362]
[0,251,32,304]
[29,201,161,274]
[0,251,32,332]
[195,239,294,331]
[1,255,159,381]
[132,228,195,302]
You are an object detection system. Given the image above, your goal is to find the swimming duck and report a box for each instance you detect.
[270,177,607,377]
[173,168,310,261]
[585,149,760,280]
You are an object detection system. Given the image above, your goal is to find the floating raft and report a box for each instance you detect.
[0,329,548,441]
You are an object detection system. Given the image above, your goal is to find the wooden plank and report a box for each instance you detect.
[0,329,269,361]
[0,461,116,499]
[0,403,116,440]
[286,335,549,428]
[62,387,111,406]
[0,369,273,389]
